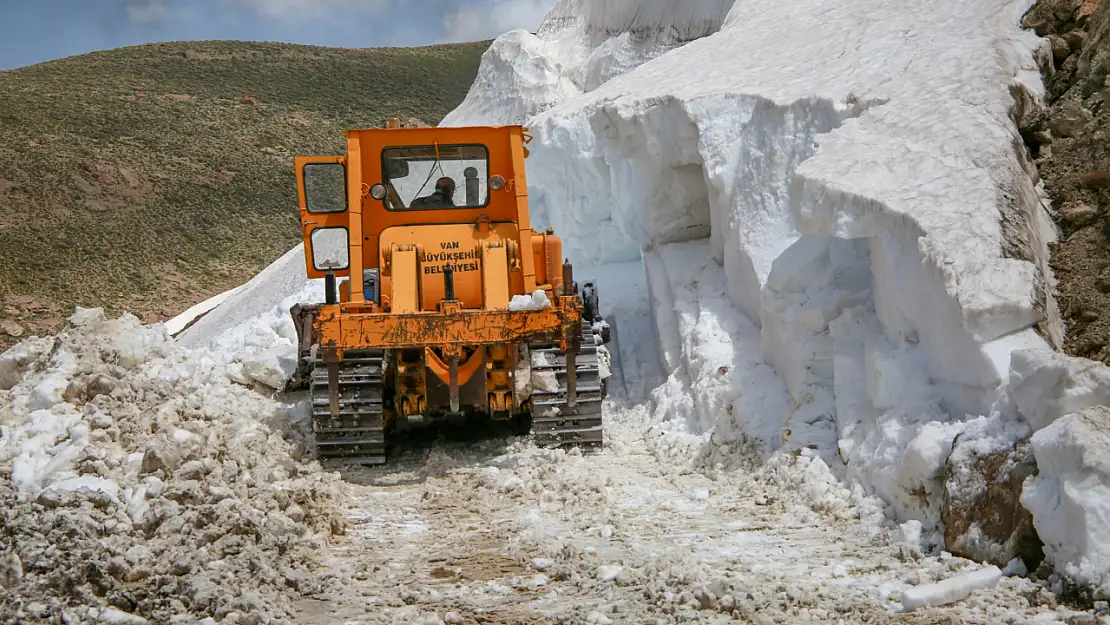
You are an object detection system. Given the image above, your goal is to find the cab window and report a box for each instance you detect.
[381,145,489,210]
[303,162,347,213]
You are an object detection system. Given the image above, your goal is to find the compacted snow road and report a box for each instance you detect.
[286,378,1066,625]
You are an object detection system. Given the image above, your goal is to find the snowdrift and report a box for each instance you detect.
[445,0,1110,594]
[0,309,346,622]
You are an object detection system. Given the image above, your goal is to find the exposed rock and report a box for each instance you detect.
[1050,34,1073,63]
[1034,128,1055,145]
[1048,101,1094,137]
[1080,171,1110,188]
[1057,0,1084,22]
[0,320,22,338]
[392,117,431,128]
[1065,30,1087,50]
[943,436,1044,570]
[140,446,181,476]
[1061,202,1100,225]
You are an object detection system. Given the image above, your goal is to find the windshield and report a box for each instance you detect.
[381,144,489,210]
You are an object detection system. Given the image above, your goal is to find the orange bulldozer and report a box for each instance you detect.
[287,120,612,465]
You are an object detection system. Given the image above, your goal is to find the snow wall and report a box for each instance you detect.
[443,0,1110,594]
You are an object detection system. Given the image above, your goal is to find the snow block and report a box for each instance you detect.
[1021,406,1110,597]
[451,0,1061,480]
[900,565,1003,611]
[1008,349,1110,432]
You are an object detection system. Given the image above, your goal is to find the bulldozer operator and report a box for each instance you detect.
[412,176,456,208]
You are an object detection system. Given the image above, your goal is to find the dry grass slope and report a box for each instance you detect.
[0,39,488,348]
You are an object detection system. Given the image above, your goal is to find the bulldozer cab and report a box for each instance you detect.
[288,120,609,466]
[293,122,555,312]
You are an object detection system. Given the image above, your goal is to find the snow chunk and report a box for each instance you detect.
[89,607,148,624]
[509,290,552,311]
[596,564,623,582]
[1008,349,1110,432]
[0,336,53,391]
[1022,407,1110,595]
[900,565,1002,611]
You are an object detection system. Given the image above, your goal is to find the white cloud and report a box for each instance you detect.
[124,0,392,25]
[236,0,392,21]
[440,0,557,43]
[127,0,170,24]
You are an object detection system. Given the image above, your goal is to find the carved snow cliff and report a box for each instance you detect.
[442,0,1104,584]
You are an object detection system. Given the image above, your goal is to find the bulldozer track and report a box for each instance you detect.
[307,325,608,464]
[310,349,388,465]
[528,324,606,452]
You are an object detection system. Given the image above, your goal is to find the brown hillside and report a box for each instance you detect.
[0,40,488,348]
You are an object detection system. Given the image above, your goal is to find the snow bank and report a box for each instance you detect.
[0,309,345,622]
[444,0,1064,532]
[163,283,247,337]
[176,244,316,352]
[174,245,323,389]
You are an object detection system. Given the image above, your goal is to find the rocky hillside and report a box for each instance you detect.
[0,40,488,349]
[1020,0,1110,361]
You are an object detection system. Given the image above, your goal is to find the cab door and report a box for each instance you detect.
[295,155,351,280]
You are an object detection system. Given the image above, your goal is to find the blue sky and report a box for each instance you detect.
[0,0,557,70]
